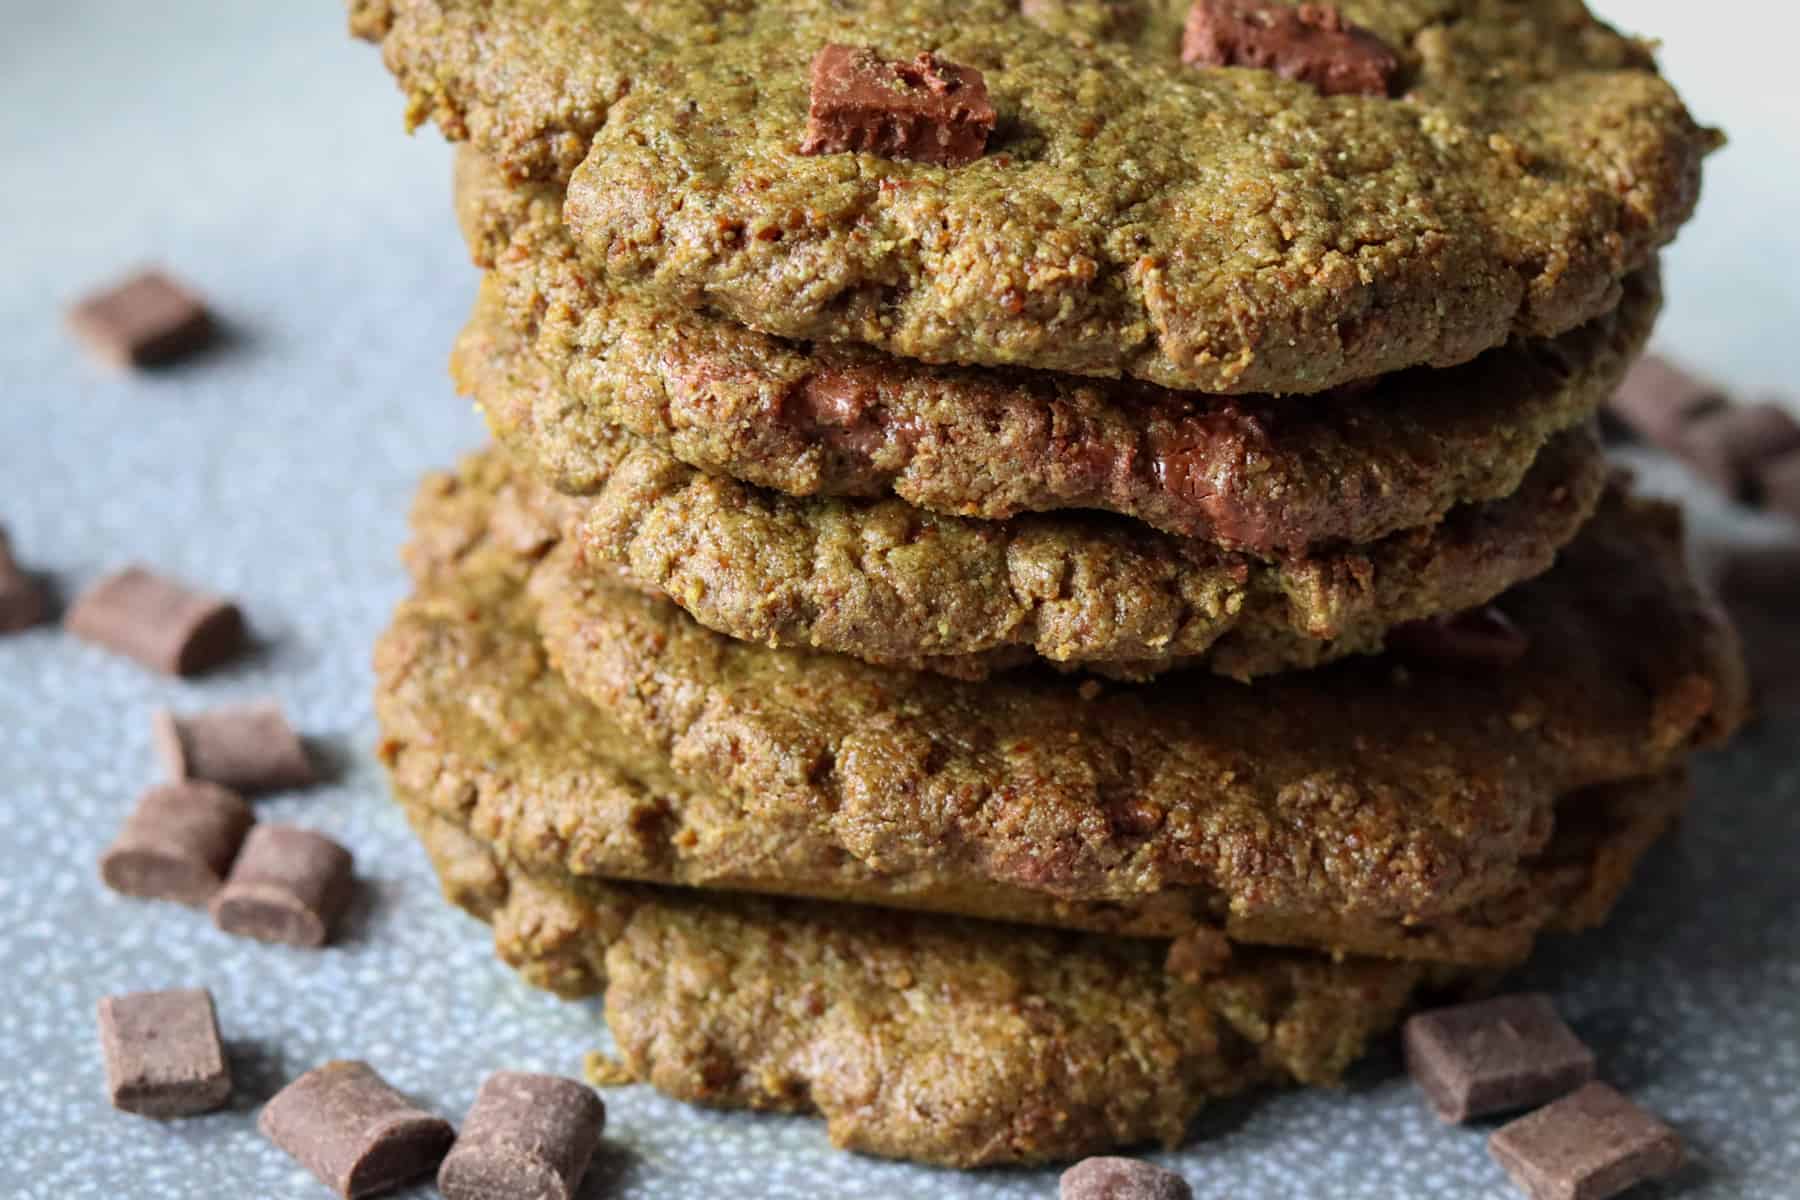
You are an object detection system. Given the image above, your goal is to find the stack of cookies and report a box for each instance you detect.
[355,0,1747,1167]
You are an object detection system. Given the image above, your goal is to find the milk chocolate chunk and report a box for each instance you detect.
[1403,993,1595,1124]
[1678,402,1800,503]
[438,1072,607,1200]
[1489,1082,1684,1200]
[1389,605,1530,668]
[1061,1156,1194,1200]
[98,987,232,1117]
[0,526,48,633]
[67,269,215,368]
[1605,355,1728,451]
[260,1061,454,1199]
[210,825,354,948]
[154,701,315,794]
[800,44,996,167]
[1182,0,1398,97]
[99,781,253,907]
[64,566,245,676]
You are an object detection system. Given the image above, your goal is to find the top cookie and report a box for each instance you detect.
[356,0,1717,394]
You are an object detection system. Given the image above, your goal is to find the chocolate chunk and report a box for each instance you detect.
[1403,993,1595,1124]
[1759,453,1800,521]
[0,526,48,633]
[1182,0,1398,97]
[98,781,254,907]
[1488,1082,1684,1200]
[438,1072,607,1200]
[64,566,245,676]
[210,825,354,948]
[1389,605,1529,668]
[1605,355,1728,451]
[67,269,215,368]
[1677,402,1800,503]
[154,701,315,794]
[97,987,232,1117]
[259,1060,454,1199]
[799,44,996,167]
[1061,1157,1194,1200]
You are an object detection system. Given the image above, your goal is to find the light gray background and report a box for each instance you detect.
[1,4,1795,1197]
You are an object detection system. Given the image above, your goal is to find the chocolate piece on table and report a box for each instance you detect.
[1489,1082,1684,1200]
[154,701,315,794]
[438,1071,607,1200]
[1388,605,1530,669]
[98,781,253,907]
[210,825,354,948]
[1605,354,1728,451]
[1758,453,1800,521]
[1182,0,1398,97]
[0,525,48,633]
[799,44,996,168]
[1061,1156,1194,1200]
[63,566,245,676]
[1677,403,1800,504]
[98,987,232,1117]
[260,1060,453,1199]
[1402,993,1595,1124]
[67,269,215,368]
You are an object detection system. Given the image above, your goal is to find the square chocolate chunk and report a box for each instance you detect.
[1403,993,1594,1123]
[68,269,214,368]
[800,44,995,167]
[1183,0,1398,97]
[1489,1082,1684,1200]
[98,987,232,1118]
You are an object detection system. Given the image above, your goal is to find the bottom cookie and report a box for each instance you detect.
[404,803,1484,1167]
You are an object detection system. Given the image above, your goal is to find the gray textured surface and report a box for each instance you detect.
[1,4,1796,1198]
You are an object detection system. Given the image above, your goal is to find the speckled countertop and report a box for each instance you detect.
[1,4,1796,1198]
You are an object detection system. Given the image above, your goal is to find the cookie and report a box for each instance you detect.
[455,149,1659,552]
[455,331,1609,678]
[356,0,1715,394]
[403,801,1478,1166]
[374,454,1740,965]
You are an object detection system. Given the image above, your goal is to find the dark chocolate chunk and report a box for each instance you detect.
[67,269,215,368]
[1182,0,1398,97]
[210,825,354,948]
[1061,1156,1194,1200]
[154,701,315,794]
[1605,354,1728,451]
[438,1071,607,1200]
[98,987,232,1117]
[1403,993,1595,1124]
[1488,1082,1684,1200]
[98,781,254,907]
[1389,605,1530,668]
[799,44,996,167]
[64,566,245,676]
[259,1060,454,1199]
[0,525,48,633]
[1677,403,1800,503]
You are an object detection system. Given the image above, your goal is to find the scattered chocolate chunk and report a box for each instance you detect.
[1677,402,1800,504]
[799,44,996,167]
[1403,993,1595,1124]
[1605,355,1728,451]
[1488,1082,1684,1200]
[64,566,245,676]
[67,268,215,368]
[1061,1157,1194,1200]
[98,987,232,1117]
[210,825,354,948]
[438,1072,607,1200]
[1389,605,1530,668]
[154,701,315,794]
[99,781,254,907]
[0,526,48,633]
[259,1060,454,1199]
[1182,0,1398,97]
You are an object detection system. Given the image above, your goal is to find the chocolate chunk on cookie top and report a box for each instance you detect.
[438,1072,607,1200]
[1183,0,1398,96]
[1489,1083,1684,1200]
[1403,993,1595,1123]
[800,45,995,167]
[260,1061,454,1199]
[98,988,232,1118]
[1061,1157,1194,1200]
